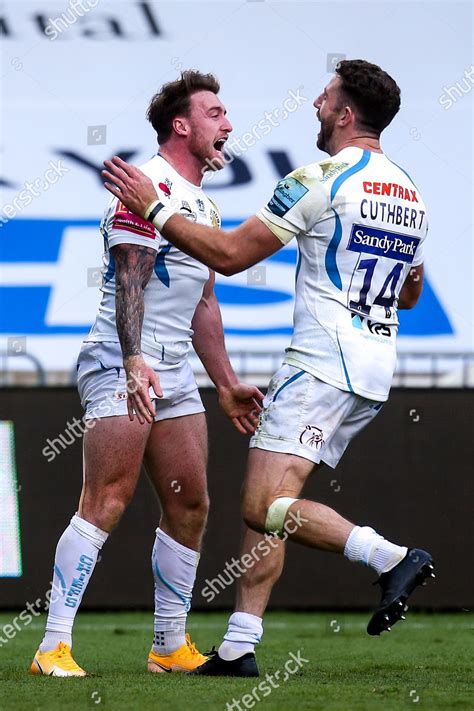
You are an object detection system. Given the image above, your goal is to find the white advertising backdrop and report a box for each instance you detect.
[0,0,473,374]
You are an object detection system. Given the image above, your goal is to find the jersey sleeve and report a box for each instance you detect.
[104,197,160,250]
[256,164,328,245]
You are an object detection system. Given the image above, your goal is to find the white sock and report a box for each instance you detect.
[39,514,108,652]
[344,525,407,576]
[219,612,263,661]
[152,528,199,655]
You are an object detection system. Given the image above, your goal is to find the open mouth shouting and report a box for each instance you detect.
[213,136,228,153]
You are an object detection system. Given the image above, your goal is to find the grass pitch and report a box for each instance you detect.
[0,611,471,710]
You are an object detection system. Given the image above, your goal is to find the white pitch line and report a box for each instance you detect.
[23,621,472,632]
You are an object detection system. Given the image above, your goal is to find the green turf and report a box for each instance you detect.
[0,611,472,710]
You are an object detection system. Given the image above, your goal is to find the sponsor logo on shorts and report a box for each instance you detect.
[114,390,128,400]
[348,224,420,263]
[299,425,325,449]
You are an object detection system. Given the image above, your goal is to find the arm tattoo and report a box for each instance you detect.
[112,244,156,360]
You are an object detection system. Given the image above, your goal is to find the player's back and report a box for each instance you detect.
[259,147,428,401]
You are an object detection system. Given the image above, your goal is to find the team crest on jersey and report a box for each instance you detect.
[210,208,220,229]
[111,201,156,239]
[267,177,308,218]
[299,425,325,449]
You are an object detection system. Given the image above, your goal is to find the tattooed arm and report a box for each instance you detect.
[112,243,162,424]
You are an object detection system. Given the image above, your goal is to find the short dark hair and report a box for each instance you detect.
[147,70,220,144]
[335,59,401,135]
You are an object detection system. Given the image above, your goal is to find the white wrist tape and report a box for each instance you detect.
[144,199,173,232]
[144,200,160,220]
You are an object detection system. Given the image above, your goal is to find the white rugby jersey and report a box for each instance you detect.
[257,147,428,401]
[85,154,220,361]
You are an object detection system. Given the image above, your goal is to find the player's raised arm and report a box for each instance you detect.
[102,156,283,275]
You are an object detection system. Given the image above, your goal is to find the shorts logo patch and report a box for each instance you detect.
[267,177,308,217]
[348,224,420,263]
[299,425,325,449]
[114,390,128,400]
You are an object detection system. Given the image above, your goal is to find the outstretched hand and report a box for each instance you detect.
[102,156,158,217]
[219,382,265,435]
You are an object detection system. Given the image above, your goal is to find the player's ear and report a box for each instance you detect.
[339,104,353,127]
[172,117,189,137]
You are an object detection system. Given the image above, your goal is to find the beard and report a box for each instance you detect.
[316,112,337,154]
[316,119,334,153]
[188,132,226,172]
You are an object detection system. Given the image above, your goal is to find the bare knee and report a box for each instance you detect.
[81,486,134,532]
[242,492,269,534]
[180,493,210,533]
[161,492,210,546]
[242,454,311,534]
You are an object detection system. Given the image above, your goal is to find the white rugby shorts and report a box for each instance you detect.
[250,364,383,468]
[77,341,204,422]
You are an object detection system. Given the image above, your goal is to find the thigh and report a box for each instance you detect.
[144,412,208,509]
[80,416,152,524]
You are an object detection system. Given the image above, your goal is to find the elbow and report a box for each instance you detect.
[218,262,240,277]
[212,250,242,276]
[398,294,420,310]
[398,284,423,310]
